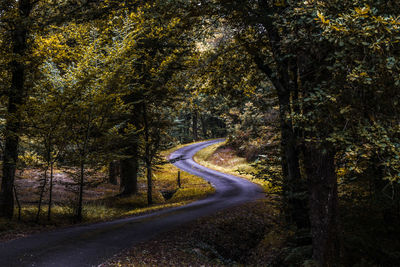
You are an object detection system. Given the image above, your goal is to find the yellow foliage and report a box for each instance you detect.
[354,5,371,16]
[316,11,330,24]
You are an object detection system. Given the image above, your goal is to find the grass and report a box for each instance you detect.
[0,141,215,242]
[193,141,270,191]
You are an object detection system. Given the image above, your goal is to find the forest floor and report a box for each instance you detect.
[0,143,215,242]
[101,198,284,267]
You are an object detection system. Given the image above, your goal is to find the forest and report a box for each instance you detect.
[0,0,400,266]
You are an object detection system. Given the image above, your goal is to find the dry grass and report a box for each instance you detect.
[194,141,270,191]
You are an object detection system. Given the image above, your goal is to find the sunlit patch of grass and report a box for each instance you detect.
[154,163,215,202]
[153,149,216,202]
[121,202,186,217]
[194,141,269,191]
[169,187,214,202]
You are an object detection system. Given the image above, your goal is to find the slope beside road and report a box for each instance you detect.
[0,139,264,267]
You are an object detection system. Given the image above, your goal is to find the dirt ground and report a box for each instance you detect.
[14,168,120,206]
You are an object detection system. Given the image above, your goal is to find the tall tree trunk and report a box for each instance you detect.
[0,0,32,219]
[36,168,48,222]
[304,146,339,267]
[266,24,309,229]
[245,42,308,228]
[184,113,190,138]
[200,114,207,139]
[108,161,118,185]
[142,103,152,205]
[13,185,21,221]
[76,158,85,222]
[192,109,198,141]
[146,159,152,205]
[277,87,309,229]
[47,162,54,221]
[251,5,310,229]
[120,148,138,196]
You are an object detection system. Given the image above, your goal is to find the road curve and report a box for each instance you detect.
[0,139,264,267]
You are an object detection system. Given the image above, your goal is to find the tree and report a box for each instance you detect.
[95,1,200,203]
[194,0,336,264]
[0,0,130,219]
[0,0,34,219]
[205,1,400,265]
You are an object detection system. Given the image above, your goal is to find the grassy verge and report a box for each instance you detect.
[0,142,215,242]
[193,141,270,191]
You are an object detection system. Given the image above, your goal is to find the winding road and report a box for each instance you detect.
[0,139,264,267]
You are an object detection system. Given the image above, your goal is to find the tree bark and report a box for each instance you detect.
[76,158,85,222]
[277,87,309,229]
[36,168,48,222]
[13,185,21,221]
[0,0,32,219]
[244,42,308,229]
[304,146,339,267]
[200,114,207,138]
[192,109,198,141]
[142,103,152,205]
[120,149,138,196]
[255,5,310,229]
[146,158,152,205]
[108,160,119,185]
[47,162,54,221]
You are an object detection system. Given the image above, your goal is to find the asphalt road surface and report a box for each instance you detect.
[0,139,264,267]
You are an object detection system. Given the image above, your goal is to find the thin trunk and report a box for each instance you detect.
[142,103,152,205]
[13,185,21,221]
[184,113,190,138]
[0,0,32,219]
[75,107,92,222]
[192,109,198,141]
[177,170,181,188]
[120,150,138,196]
[47,162,54,221]
[76,158,85,222]
[108,161,118,185]
[304,146,339,267]
[36,167,48,222]
[119,160,126,192]
[146,160,152,205]
[200,114,207,138]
